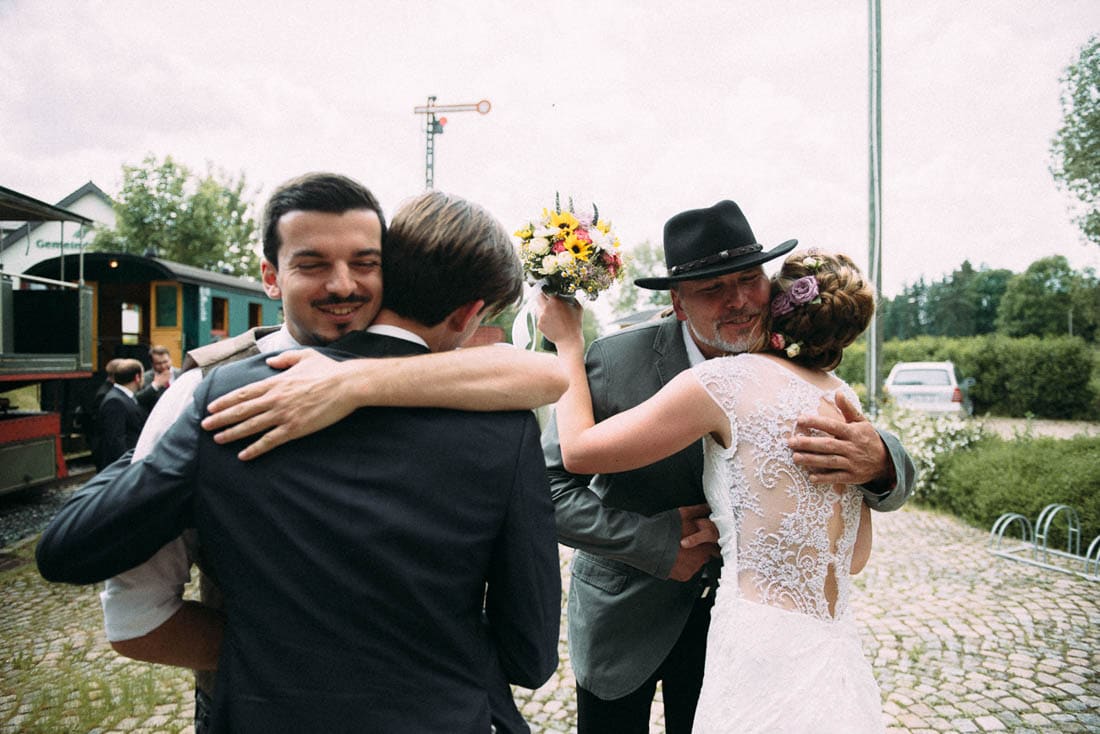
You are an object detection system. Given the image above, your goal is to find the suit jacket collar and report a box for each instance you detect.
[651,316,691,387]
[324,330,431,360]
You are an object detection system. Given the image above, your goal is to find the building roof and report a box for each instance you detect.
[1,181,111,252]
[0,184,95,224]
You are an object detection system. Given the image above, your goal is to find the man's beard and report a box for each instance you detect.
[689,314,763,356]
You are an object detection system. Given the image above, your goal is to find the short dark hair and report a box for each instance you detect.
[148,345,170,358]
[114,359,144,386]
[382,191,522,326]
[262,173,386,268]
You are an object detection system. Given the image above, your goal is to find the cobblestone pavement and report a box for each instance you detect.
[2,506,1098,732]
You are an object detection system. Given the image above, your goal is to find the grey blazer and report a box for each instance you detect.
[542,316,915,699]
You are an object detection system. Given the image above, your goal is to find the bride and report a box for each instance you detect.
[537,249,885,733]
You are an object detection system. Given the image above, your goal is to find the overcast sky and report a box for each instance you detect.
[3,0,1099,296]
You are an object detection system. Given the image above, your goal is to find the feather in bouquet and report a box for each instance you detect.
[513,194,625,299]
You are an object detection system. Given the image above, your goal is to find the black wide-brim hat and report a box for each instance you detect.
[635,200,797,290]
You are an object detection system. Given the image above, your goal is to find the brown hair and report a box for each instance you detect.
[767,250,875,371]
[381,191,522,326]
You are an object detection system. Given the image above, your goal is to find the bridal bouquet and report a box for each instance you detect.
[513,194,625,300]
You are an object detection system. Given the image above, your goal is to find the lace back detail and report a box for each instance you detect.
[693,354,864,621]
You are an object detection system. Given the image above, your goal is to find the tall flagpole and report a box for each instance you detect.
[866,0,883,416]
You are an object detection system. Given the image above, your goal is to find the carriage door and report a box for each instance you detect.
[150,281,183,365]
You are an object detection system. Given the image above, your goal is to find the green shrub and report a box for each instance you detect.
[932,434,1100,546]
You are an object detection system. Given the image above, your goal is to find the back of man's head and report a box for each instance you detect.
[382,191,522,326]
[114,359,144,387]
[261,173,386,268]
[104,358,123,382]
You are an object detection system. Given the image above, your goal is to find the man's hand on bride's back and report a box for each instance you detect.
[788,392,892,486]
[667,504,720,582]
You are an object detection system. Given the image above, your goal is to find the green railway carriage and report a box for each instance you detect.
[1,251,280,495]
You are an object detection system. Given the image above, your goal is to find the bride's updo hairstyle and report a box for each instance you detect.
[766,250,875,371]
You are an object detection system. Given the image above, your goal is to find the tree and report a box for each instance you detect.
[968,267,1012,334]
[1050,35,1100,247]
[880,278,926,341]
[606,239,672,319]
[996,256,1097,340]
[94,154,259,278]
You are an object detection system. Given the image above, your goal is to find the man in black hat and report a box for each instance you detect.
[542,200,916,733]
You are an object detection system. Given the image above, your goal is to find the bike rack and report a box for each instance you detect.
[989,503,1099,583]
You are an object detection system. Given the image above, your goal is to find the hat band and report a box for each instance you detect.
[667,243,762,276]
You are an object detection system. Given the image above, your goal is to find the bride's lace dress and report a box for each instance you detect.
[690,354,884,733]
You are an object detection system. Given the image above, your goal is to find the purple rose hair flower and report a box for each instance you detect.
[771,292,794,316]
[787,276,819,305]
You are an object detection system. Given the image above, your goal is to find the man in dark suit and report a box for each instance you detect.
[38,190,561,733]
[81,357,121,467]
[135,345,181,412]
[542,200,916,733]
[94,358,147,470]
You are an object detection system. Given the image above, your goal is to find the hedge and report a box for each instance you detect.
[836,335,1098,419]
[929,434,1100,547]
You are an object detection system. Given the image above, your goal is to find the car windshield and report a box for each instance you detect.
[891,369,951,386]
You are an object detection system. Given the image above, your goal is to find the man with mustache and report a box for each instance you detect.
[85,173,565,733]
[542,200,916,733]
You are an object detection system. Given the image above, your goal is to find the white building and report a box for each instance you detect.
[0,181,115,276]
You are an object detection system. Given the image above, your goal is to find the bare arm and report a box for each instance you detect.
[202,345,568,460]
[850,503,873,574]
[111,601,224,671]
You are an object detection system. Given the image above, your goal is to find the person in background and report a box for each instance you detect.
[94,358,146,470]
[81,357,122,468]
[136,345,180,412]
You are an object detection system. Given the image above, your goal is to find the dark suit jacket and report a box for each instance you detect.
[38,332,561,733]
[542,316,916,698]
[94,387,146,470]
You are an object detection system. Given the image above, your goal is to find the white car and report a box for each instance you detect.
[883,361,974,416]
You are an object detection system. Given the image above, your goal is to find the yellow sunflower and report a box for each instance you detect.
[547,210,580,234]
[564,233,592,261]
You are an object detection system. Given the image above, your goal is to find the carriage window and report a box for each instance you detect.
[211,297,228,337]
[121,303,142,345]
[155,285,178,327]
[248,302,263,328]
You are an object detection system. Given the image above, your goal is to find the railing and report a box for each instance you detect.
[989,503,1099,583]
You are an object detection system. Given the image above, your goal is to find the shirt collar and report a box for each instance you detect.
[113,382,137,401]
[257,324,302,353]
[366,324,430,349]
[680,321,707,367]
